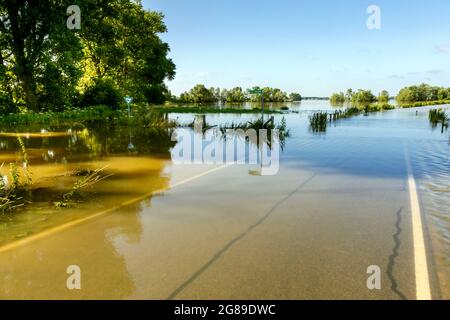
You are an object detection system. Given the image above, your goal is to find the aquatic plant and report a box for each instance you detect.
[54,167,112,208]
[309,112,328,132]
[218,116,290,149]
[429,109,448,123]
[0,139,32,214]
[429,109,449,133]
[401,100,450,109]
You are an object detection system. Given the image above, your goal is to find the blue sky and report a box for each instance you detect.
[143,0,450,96]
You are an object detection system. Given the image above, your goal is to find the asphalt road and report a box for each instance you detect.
[0,150,439,299]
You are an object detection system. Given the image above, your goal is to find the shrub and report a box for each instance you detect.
[80,79,123,109]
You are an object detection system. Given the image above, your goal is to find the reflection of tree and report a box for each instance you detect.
[0,124,177,163]
[79,122,177,156]
[0,128,172,298]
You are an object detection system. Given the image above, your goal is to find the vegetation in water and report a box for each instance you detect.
[0,105,178,128]
[218,117,290,149]
[0,0,175,114]
[0,138,32,213]
[0,137,112,213]
[309,112,328,133]
[54,167,111,208]
[428,109,449,133]
[330,89,382,105]
[396,84,450,104]
[175,85,301,104]
[309,103,394,133]
[155,105,284,114]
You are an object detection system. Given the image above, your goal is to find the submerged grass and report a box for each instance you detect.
[0,137,111,213]
[54,167,112,208]
[0,138,32,214]
[0,105,178,129]
[400,100,450,109]
[217,116,291,149]
[309,103,393,133]
[429,109,449,132]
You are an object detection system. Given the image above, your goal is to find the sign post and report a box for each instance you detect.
[124,96,133,117]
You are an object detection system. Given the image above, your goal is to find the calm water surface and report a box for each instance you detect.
[0,100,448,298]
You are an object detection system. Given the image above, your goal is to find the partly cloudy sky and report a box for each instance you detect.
[144,0,450,96]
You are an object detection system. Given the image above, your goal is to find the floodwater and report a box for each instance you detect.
[0,101,448,299]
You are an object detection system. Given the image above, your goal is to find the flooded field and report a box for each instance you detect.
[0,101,448,299]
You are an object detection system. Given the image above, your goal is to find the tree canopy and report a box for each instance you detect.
[0,0,175,113]
[177,85,296,103]
[396,84,450,103]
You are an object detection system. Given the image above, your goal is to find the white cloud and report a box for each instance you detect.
[436,44,450,54]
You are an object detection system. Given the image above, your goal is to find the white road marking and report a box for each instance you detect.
[404,147,432,300]
[0,163,235,254]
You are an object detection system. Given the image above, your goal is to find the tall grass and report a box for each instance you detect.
[429,109,449,132]
[0,138,32,214]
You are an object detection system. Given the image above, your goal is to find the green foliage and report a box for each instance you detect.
[178,85,292,103]
[0,138,32,214]
[179,84,217,103]
[351,90,377,103]
[309,112,328,132]
[55,167,111,208]
[289,93,302,101]
[0,0,175,112]
[155,106,283,114]
[331,89,378,105]
[330,92,345,104]
[429,109,448,125]
[396,84,450,104]
[0,0,83,112]
[378,90,390,103]
[224,87,247,103]
[80,79,123,109]
[400,100,450,108]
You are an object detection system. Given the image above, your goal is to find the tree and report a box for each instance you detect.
[351,89,377,103]
[79,0,175,104]
[226,87,246,102]
[0,0,82,112]
[330,92,345,104]
[378,90,390,103]
[0,0,176,112]
[345,89,354,101]
[396,84,449,103]
[289,93,302,101]
[179,84,216,103]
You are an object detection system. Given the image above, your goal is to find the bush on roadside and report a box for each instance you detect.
[80,79,123,110]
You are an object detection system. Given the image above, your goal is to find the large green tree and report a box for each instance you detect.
[79,0,175,104]
[0,0,175,112]
[0,0,82,112]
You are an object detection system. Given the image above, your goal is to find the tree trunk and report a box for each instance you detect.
[20,72,39,112]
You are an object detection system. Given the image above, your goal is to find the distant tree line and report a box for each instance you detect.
[176,85,302,103]
[331,84,450,106]
[330,89,389,104]
[396,84,450,103]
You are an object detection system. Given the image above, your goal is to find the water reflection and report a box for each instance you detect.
[0,125,176,246]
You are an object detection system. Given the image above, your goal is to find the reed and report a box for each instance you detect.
[309,112,328,132]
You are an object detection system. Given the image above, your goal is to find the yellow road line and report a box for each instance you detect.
[404,146,432,300]
[0,163,234,254]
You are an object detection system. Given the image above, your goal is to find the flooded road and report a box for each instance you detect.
[0,101,448,299]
